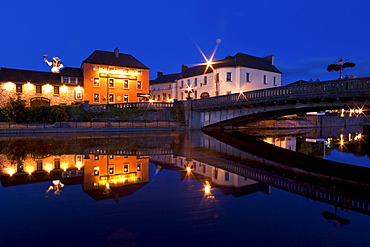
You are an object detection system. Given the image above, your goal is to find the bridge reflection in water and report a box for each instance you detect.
[0,129,369,218]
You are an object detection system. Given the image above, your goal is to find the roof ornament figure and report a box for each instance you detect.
[43,54,63,73]
[326,58,356,79]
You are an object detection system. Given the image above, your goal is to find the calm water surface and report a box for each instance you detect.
[0,127,369,247]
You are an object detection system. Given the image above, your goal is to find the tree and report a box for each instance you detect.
[1,96,27,124]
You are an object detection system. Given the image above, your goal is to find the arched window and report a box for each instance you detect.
[200,92,210,99]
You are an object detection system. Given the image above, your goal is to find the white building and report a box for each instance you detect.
[150,52,282,101]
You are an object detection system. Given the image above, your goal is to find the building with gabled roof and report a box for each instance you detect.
[150,52,282,101]
[150,72,180,102]
[82,48,150,104]
[0,67,84,107]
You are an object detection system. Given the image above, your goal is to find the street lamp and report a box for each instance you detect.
[185,87,194,99]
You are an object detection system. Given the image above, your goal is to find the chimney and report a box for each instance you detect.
[262,55,274,65]
[181,64,188,73]
[157,71,163,78]
[114,47,119,58]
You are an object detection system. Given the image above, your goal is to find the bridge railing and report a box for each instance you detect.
[88,102,174,111]
[191,77,370,110]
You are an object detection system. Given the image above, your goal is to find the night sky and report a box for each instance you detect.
[2,0,370,85]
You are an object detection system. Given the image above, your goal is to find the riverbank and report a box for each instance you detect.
[0,121,189,134]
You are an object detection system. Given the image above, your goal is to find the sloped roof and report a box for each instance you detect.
[0,67,62,85]
[150,73,181,85]
[83,50,149,69]
[61,67,83,77]
[181,53,281,78]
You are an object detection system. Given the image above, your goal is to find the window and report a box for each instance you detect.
[157,95,161,101]
[108,78,115,88]
[246,72,250,82]
[93,77,100,87]
[181,80,184,88]
[194,78,197,87]
[194,90,197,99]
[137,81,142,90]
[163,93,166,100]
[75,89,83,100]
[137,163,142,171]
[36,85,42,94]
[93,65,99,71]
[273,76,277,86]
[226,91,231,94]
[123,79,129,89]
[187,79,190,86]
[108,67,115,72]
[226,72,232,81]
[181,92,184,100]
[123,95,129,103]
[263,75,267,84]
[216,73,219,82]
[225,172,230,181]
[93,166,100,176]
[62,77,69,83]
[204,76,207,85]
[137,70,142,75]
[162,85,166,90]
[168,94,171,99]
[108,93,114,103]
[123,164,129,173]
[109,165,115,174]
[157,86,160,91]
[167,84,171,89]
[94,155,99,160]
[93,93,100,103]
[70,77,77,84]
[54,86,59,95]
[16,84,22,93]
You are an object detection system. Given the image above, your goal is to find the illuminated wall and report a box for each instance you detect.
[83,154,149,191]
[82,63,149,104]
[0,82,83,107]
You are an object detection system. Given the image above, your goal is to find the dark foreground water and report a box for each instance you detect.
[0,127,369,247]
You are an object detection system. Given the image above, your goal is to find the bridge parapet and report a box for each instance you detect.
[191,77,370,111]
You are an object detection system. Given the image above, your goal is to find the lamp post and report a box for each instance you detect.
[326,58,356,79]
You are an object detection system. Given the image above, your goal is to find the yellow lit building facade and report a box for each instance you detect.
[0,67,84,107]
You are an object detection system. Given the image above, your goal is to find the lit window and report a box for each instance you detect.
[94,93,100,103]
[108,78,115,88]
[123,164,129,173]
[226,72,232,81]
[137,70,142,75]
[109,67,115,72]
[263,75,267,84]
[204,76,207,85]
[94,155,99,160]
[36,85,42,94]
[246,72,250,82]
[157,95,161,101]
[109,165,114,174]
[16,84,22,93]
[137,81,142,90]
[108,93,114,103]
[123,80,129,89]
[93,78,100,87]
[123,69,128,74]
[75,89,83,100]
[123,95,129,103]
[93,65,99,71]
[137,163,142,171]
[54,86,59,95]
[93,166,100,176]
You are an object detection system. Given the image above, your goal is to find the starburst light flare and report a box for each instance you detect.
[194,38,222,74]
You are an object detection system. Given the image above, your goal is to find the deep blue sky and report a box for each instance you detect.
[1,0,370,85]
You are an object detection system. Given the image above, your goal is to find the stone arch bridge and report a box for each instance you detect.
[186,77,370,130]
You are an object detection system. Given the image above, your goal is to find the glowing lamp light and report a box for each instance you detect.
[4,82,15,90]
[204,181,211,194]
[43,84,53,92]
[5,167,16,176]
[24,82,33,90]
[186,166,192,173]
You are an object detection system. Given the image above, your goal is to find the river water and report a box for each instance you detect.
[0,126,369,247]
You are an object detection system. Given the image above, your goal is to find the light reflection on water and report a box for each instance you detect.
[0,128,369,247]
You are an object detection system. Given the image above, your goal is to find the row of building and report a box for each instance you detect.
[0,48,282,107]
